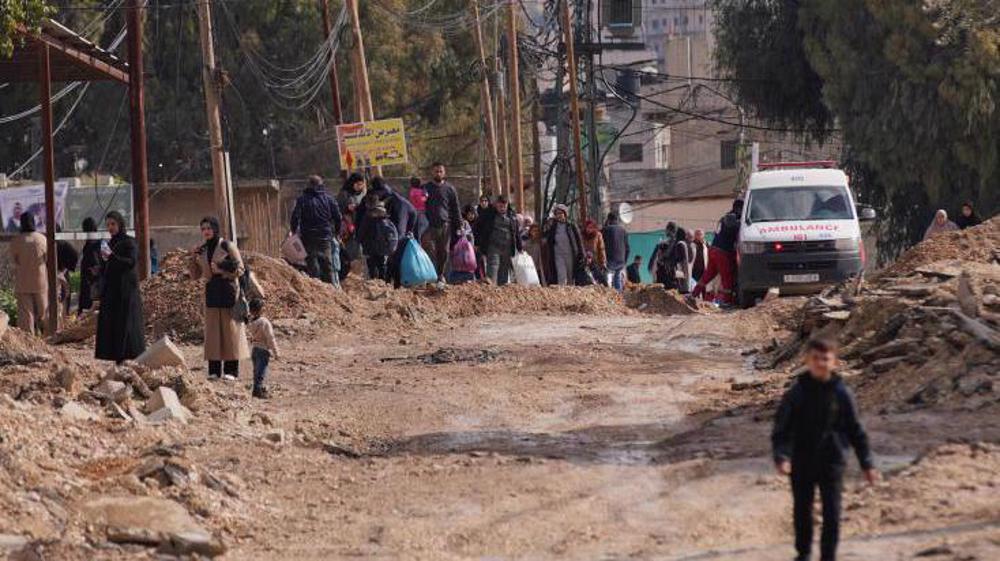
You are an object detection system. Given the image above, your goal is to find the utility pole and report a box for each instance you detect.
[37,44,58,336]
[506,0,524,211]
[584,5,601,219]
[559,0,588,222]
[345,0,381,176]
[494,36,510,196]
[530,73,543,225]
[319,0,343,125]
[471,0,503,197]
[126,0,151,279]
[195,0,231,238]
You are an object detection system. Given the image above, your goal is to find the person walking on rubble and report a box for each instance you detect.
[421,162,462,285]
[691,199,742,305]
[95,211,146,364]
[189,216,250,381]
[291,175,343,287]
[9,212,48,335]
[772,337,879,561]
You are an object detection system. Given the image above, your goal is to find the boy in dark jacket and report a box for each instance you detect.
[358,201,398,282]
[772,337,878,561]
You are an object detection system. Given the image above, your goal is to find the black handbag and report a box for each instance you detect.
[205,275,237,309]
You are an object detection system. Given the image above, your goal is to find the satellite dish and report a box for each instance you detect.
[618,202,634,225]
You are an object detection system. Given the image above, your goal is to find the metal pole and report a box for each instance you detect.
[320,0,344,125]
[530,74,543,225]
[506,0,524,211]
[126,0,151,279]
[37,43,58,336]
[472,0,503,196]
[559,0,588,222]
[195,0,231,238]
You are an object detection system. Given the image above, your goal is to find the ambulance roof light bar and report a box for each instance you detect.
[757,160,839,170]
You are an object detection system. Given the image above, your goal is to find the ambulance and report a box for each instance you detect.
[736,161,876,307]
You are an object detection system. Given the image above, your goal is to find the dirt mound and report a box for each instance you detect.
[754,216,1000,412]
[138,251,629,343]
[878,216,999,278]
[624,284,700,315]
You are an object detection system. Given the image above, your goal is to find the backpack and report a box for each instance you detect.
[370,219,399,257]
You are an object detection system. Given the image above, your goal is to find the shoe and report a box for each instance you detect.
[794,555,811,561]
[222,374,238,382]
[252,387,270,399]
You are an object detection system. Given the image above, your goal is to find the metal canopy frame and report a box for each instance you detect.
[1,10,149,337]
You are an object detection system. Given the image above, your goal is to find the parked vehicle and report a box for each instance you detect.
[737,161,877,307]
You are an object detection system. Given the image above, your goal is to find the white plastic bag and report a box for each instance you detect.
[513,251,541,286]
[281,233,307,266]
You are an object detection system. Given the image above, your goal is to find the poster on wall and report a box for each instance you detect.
[0,181,70,233]
[336,118,408,170]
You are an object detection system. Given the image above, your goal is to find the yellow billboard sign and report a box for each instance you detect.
[336,118,408,170]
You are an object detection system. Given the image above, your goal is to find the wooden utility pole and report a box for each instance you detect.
[506,0,524,211]
[37,43,58,336]
[471,0,502,196]
[319,0,344,125]
[559,0,587,223]
[493,15,509,196]
[126,0,151,279]
[530,74,543,225]
[195,0,231,238]
[345,0,381,176]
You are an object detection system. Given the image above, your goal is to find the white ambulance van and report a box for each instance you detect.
[737,161,876,307]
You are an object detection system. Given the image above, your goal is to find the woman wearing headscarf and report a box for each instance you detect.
[9,212,48,335]
[77,217,103,315]
[189,216,250,381]
[581,218,607,273]
[923,209,959,240]
[95,211,146,363]
[955,202,981,230]
[671,227,692,294]
[543,204,585,286]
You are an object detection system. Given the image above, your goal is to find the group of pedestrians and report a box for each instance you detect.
[923,202,981,240]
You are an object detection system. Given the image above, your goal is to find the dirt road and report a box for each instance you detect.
[151,312,997,560]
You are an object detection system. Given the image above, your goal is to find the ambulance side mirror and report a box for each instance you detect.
[857,205,877,222]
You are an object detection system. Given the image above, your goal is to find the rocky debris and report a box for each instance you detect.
[0,534,29,554]
[91,379,128,404]
[624,284,701,315]
[50,366,78,393]
[136,335,188,370]
[263,429,286,445]
[145,387,192,425]
[756,253,999,412]
[381,347,504,365]
[59,401,98,421]
[80,495,225,557]
[135,453,197,487]
[877,216,999,279]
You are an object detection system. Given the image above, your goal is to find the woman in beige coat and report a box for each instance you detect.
[189,216,249,380]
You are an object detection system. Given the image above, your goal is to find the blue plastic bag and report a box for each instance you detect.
[400,237,438,287]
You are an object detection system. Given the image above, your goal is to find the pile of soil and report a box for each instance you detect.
[755,218,1000,413]
[623,284,700,315]
[878,216,999,279]
[138,251,629,343]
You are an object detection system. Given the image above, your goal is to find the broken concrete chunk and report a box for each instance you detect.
[159,530,226,557]
[60,401,98,421]
[136,335,188,370]
[82,496,222,555]
[145,387,191,425]
[0,534,29,553]
[956,270,980,318]
[870,356,908,374]
[822,310,851,322]
[92,379,128,403]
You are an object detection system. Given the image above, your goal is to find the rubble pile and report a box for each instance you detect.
[138,251,630,343]
[878,216,999,279]
[623,284,701,315]
[755,220,1000,412]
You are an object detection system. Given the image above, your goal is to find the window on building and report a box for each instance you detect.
[606,0,636,27]
[620,143,644,163]
[720,140,739,169]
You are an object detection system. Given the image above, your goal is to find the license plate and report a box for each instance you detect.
[784,273,820,283]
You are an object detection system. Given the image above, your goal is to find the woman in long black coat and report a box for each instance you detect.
[77,217,103,315]
[95,211,146,363]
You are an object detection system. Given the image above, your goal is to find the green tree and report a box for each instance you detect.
[0,0,50,57]
[713,0,1000,256]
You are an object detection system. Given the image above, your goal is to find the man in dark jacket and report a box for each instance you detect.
[473,196,522,286]
[602,211,630,292]
[691,199,742,304]
[355,177,418,286]
[773,337,878,561]
[421,162,461,284]
[291,175,343,286]
[648,221,677,285]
